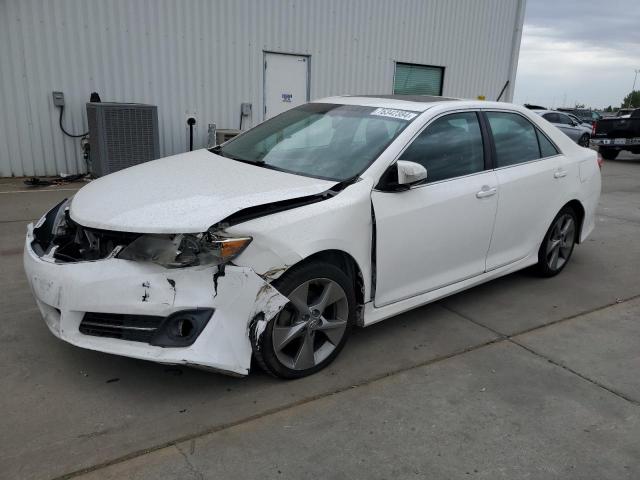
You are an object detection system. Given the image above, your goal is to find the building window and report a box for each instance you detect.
[393,63,444,96]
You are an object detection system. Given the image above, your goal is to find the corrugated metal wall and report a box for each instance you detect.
[0,0,525,177]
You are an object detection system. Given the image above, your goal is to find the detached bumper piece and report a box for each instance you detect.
[79,309,214,347]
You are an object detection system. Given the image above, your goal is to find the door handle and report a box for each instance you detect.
[476,186,497,198]
[554,170,567,179]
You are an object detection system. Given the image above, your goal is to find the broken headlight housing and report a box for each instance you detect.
[117,231,252,269]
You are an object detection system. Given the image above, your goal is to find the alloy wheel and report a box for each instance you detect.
[546,213,575,271]
[579,134,590,147]
[272,278,348,371]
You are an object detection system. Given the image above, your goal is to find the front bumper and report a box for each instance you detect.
[23,224,288,376]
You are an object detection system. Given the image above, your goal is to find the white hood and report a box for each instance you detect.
[70,149,336,233]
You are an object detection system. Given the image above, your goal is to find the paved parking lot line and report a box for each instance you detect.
[515,297,640,406]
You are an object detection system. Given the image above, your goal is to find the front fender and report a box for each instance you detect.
[227,179,374,299]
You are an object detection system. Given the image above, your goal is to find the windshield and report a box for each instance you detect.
[214,103,416,181]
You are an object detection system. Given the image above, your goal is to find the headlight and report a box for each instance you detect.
[33,198,71,250]
[117,230,252,268]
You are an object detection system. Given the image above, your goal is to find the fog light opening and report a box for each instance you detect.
[173,317,195,338]
[149,308,214,348]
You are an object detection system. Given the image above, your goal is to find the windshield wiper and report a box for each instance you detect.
[209,146,265,165]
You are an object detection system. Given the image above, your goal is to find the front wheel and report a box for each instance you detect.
[251,261,355,379]
[534,207,578,277]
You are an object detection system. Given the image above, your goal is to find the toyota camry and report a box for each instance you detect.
[24,95,601,378]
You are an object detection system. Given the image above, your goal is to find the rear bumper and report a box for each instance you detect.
[579,165,601,243]
[23,224,288,376]
[591,138,640,148]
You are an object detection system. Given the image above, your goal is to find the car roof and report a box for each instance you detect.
[313,95,521,113]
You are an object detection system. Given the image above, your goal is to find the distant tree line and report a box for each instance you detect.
[598,91,639,112]
[622,90,640,109]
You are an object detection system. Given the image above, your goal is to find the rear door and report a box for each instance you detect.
[484,111,565,270]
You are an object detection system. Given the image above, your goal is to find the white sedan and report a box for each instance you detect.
[24,96,601,378]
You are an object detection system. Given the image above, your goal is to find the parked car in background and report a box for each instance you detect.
[591,108,640,159]
[615,108,635,118]
[524,103,548,111]
[24,97,601,378]
[566,113,594,136]
[557,108,602,125]
[535,110,591,147]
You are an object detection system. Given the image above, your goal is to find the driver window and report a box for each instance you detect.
[400,112,485,183]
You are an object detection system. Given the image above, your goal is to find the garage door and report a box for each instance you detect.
[264,52,309,119]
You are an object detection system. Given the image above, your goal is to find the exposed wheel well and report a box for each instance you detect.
[291,250,365,309]
[563,199,585,243]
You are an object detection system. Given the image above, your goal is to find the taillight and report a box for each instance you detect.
[591,121,597,136]
[597,152,604,169]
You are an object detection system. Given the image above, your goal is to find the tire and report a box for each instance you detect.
[534,206,578,277]
[578,134,590,147]
[251,261,355,379]
[599,148,619,160]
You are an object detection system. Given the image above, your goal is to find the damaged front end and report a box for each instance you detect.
[32,199,254,268]
[25,198,292,376]
[31,199,140,262]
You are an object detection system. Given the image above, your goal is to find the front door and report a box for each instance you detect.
[264,52,309,120]
[372,111,498,307]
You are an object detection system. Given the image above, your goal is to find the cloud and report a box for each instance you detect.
[524,0,640,49]
[513,0,640,108]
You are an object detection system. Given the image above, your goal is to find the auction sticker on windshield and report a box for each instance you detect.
[370,108,418,121]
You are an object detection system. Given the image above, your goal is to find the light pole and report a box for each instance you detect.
[631,69,640,108]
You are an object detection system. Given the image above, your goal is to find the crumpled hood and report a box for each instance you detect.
[70,149,336,233]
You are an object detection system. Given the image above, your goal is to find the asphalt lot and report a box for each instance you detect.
[1,152,639,480]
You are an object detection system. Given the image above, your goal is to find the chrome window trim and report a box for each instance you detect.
[373,107,565,191]
[482,109,563,166]
[492,153,563,172]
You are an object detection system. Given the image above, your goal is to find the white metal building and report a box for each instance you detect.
[0,0,526,177]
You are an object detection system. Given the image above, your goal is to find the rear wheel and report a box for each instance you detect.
[535,207,578,277]
[251,261,355,379]
[599,147,619,160]
[578,134,590,147]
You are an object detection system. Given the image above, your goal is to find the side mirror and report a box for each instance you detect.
[397,160,427,186]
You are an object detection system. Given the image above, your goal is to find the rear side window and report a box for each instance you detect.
[536,130,559,157]
[542,113,559,123]
[400,112,484,183]
[486,112,540,167]
[557,113,574,125]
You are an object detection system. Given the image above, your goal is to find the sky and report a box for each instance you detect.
[513,0,640,109]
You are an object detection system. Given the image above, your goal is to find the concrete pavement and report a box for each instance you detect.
[79,300,640,480]
[1,153,639,479]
